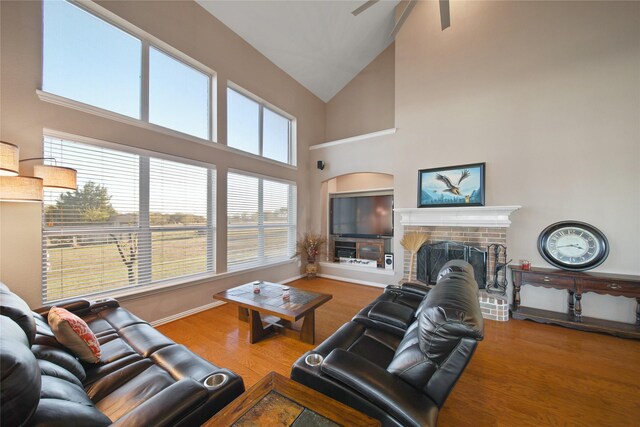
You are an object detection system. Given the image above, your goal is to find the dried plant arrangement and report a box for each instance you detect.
[293,232,326,264]
[400,231,429,283]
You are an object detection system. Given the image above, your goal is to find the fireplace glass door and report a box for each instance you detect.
[417,241,487,288]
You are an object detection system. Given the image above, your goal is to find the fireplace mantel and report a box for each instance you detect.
[395,206,521,228]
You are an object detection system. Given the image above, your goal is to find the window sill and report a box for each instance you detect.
[46,259,297,305]
[37,90,217,144]
[36,90,298,171]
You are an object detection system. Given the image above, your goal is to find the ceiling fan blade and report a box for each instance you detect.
[352,0,379,16]
[440,0,451,30]
[390,0,417,38]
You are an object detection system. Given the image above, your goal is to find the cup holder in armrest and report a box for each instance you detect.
[203,373,229,389]
[305,353,324,367]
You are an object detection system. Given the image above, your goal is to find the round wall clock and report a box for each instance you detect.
[537,221,609,271]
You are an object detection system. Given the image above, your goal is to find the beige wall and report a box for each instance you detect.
[0,0,325,320]
[325,44,395,142]
[311,0,640,322]
[334,173,394,193]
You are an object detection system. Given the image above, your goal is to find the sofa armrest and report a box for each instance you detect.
[89,298,120,313]
[33,299,91,316]
[369,301,414,329]
[321,349,438,427]
[111,378,208,427]
[399,282,432,296]
[34,298,120,317]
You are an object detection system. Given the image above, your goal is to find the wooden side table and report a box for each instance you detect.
[204,372,380,426]
[510,265,640,339]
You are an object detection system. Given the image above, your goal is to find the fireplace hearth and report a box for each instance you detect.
[397,206,521,322]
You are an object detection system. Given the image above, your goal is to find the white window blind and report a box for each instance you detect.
[227,171,296,271]
[42,136,215,302]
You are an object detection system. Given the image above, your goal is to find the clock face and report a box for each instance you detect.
[538,221,609,271]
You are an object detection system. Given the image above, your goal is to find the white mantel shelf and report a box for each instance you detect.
[395,206,521,228]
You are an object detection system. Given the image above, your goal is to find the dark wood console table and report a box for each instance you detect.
[510,266,640,339]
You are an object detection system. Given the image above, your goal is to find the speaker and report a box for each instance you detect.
[317,160,325,170]
[384,253,393,269]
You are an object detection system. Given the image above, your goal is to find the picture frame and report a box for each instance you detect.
[418,162,485,208]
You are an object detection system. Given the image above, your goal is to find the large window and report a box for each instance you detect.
[43,0,141,118]
[227,87,294,165]
[42,136,215,302]
[149,47,210,139]
[227,171,297,271]
[43,0,214,140]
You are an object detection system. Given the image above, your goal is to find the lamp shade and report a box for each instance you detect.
[0,176,43,202]
[34,165,77,190]
[0,141,19,176]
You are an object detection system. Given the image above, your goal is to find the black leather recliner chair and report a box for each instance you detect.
[291,260,484,427]
[0,283,245,426]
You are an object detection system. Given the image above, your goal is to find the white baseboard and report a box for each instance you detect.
[149,275,304,327]
[150,301,225,327]
[281,274,304,284]
[317,273,388,289]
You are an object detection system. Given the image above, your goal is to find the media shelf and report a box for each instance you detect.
[334,240,357,259]
[331,237,390,268]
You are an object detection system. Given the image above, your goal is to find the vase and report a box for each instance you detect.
[305,259,318,279]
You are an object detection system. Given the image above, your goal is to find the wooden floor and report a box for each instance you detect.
[157,278,640,426]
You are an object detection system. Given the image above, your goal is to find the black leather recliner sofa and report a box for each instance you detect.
[0,283,245,426]
[291,260,484,427]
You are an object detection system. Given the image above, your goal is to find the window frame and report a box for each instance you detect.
[41,0,217,142]
[227,82,297,166]
[41,130,217,303]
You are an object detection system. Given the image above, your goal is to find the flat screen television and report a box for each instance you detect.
[330,194,393,238]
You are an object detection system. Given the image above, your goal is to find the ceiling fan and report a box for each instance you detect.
[352,0,451,38]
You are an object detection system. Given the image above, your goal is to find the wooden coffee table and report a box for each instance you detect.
[213,281,332,344]
[203,372,380,426]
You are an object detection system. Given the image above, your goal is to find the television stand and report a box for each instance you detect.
[356,241,385,267]
[334,240,356,259]
[333,237,386,268]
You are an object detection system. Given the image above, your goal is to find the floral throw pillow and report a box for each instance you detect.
[48,306,101,363]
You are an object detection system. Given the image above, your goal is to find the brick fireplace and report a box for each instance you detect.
[395,206,521,321]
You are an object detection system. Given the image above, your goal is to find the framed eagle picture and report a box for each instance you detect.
[418,163,485,208]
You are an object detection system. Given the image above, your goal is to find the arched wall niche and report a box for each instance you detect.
[319,172,394,262]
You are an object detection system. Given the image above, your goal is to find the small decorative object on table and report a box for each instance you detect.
[282,287,290,301]
[520,259,531,271]
[400,231,429,283]
[253,281,261,294]
[293,232,326,279]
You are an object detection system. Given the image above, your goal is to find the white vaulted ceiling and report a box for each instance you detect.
[196,0,399,102]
